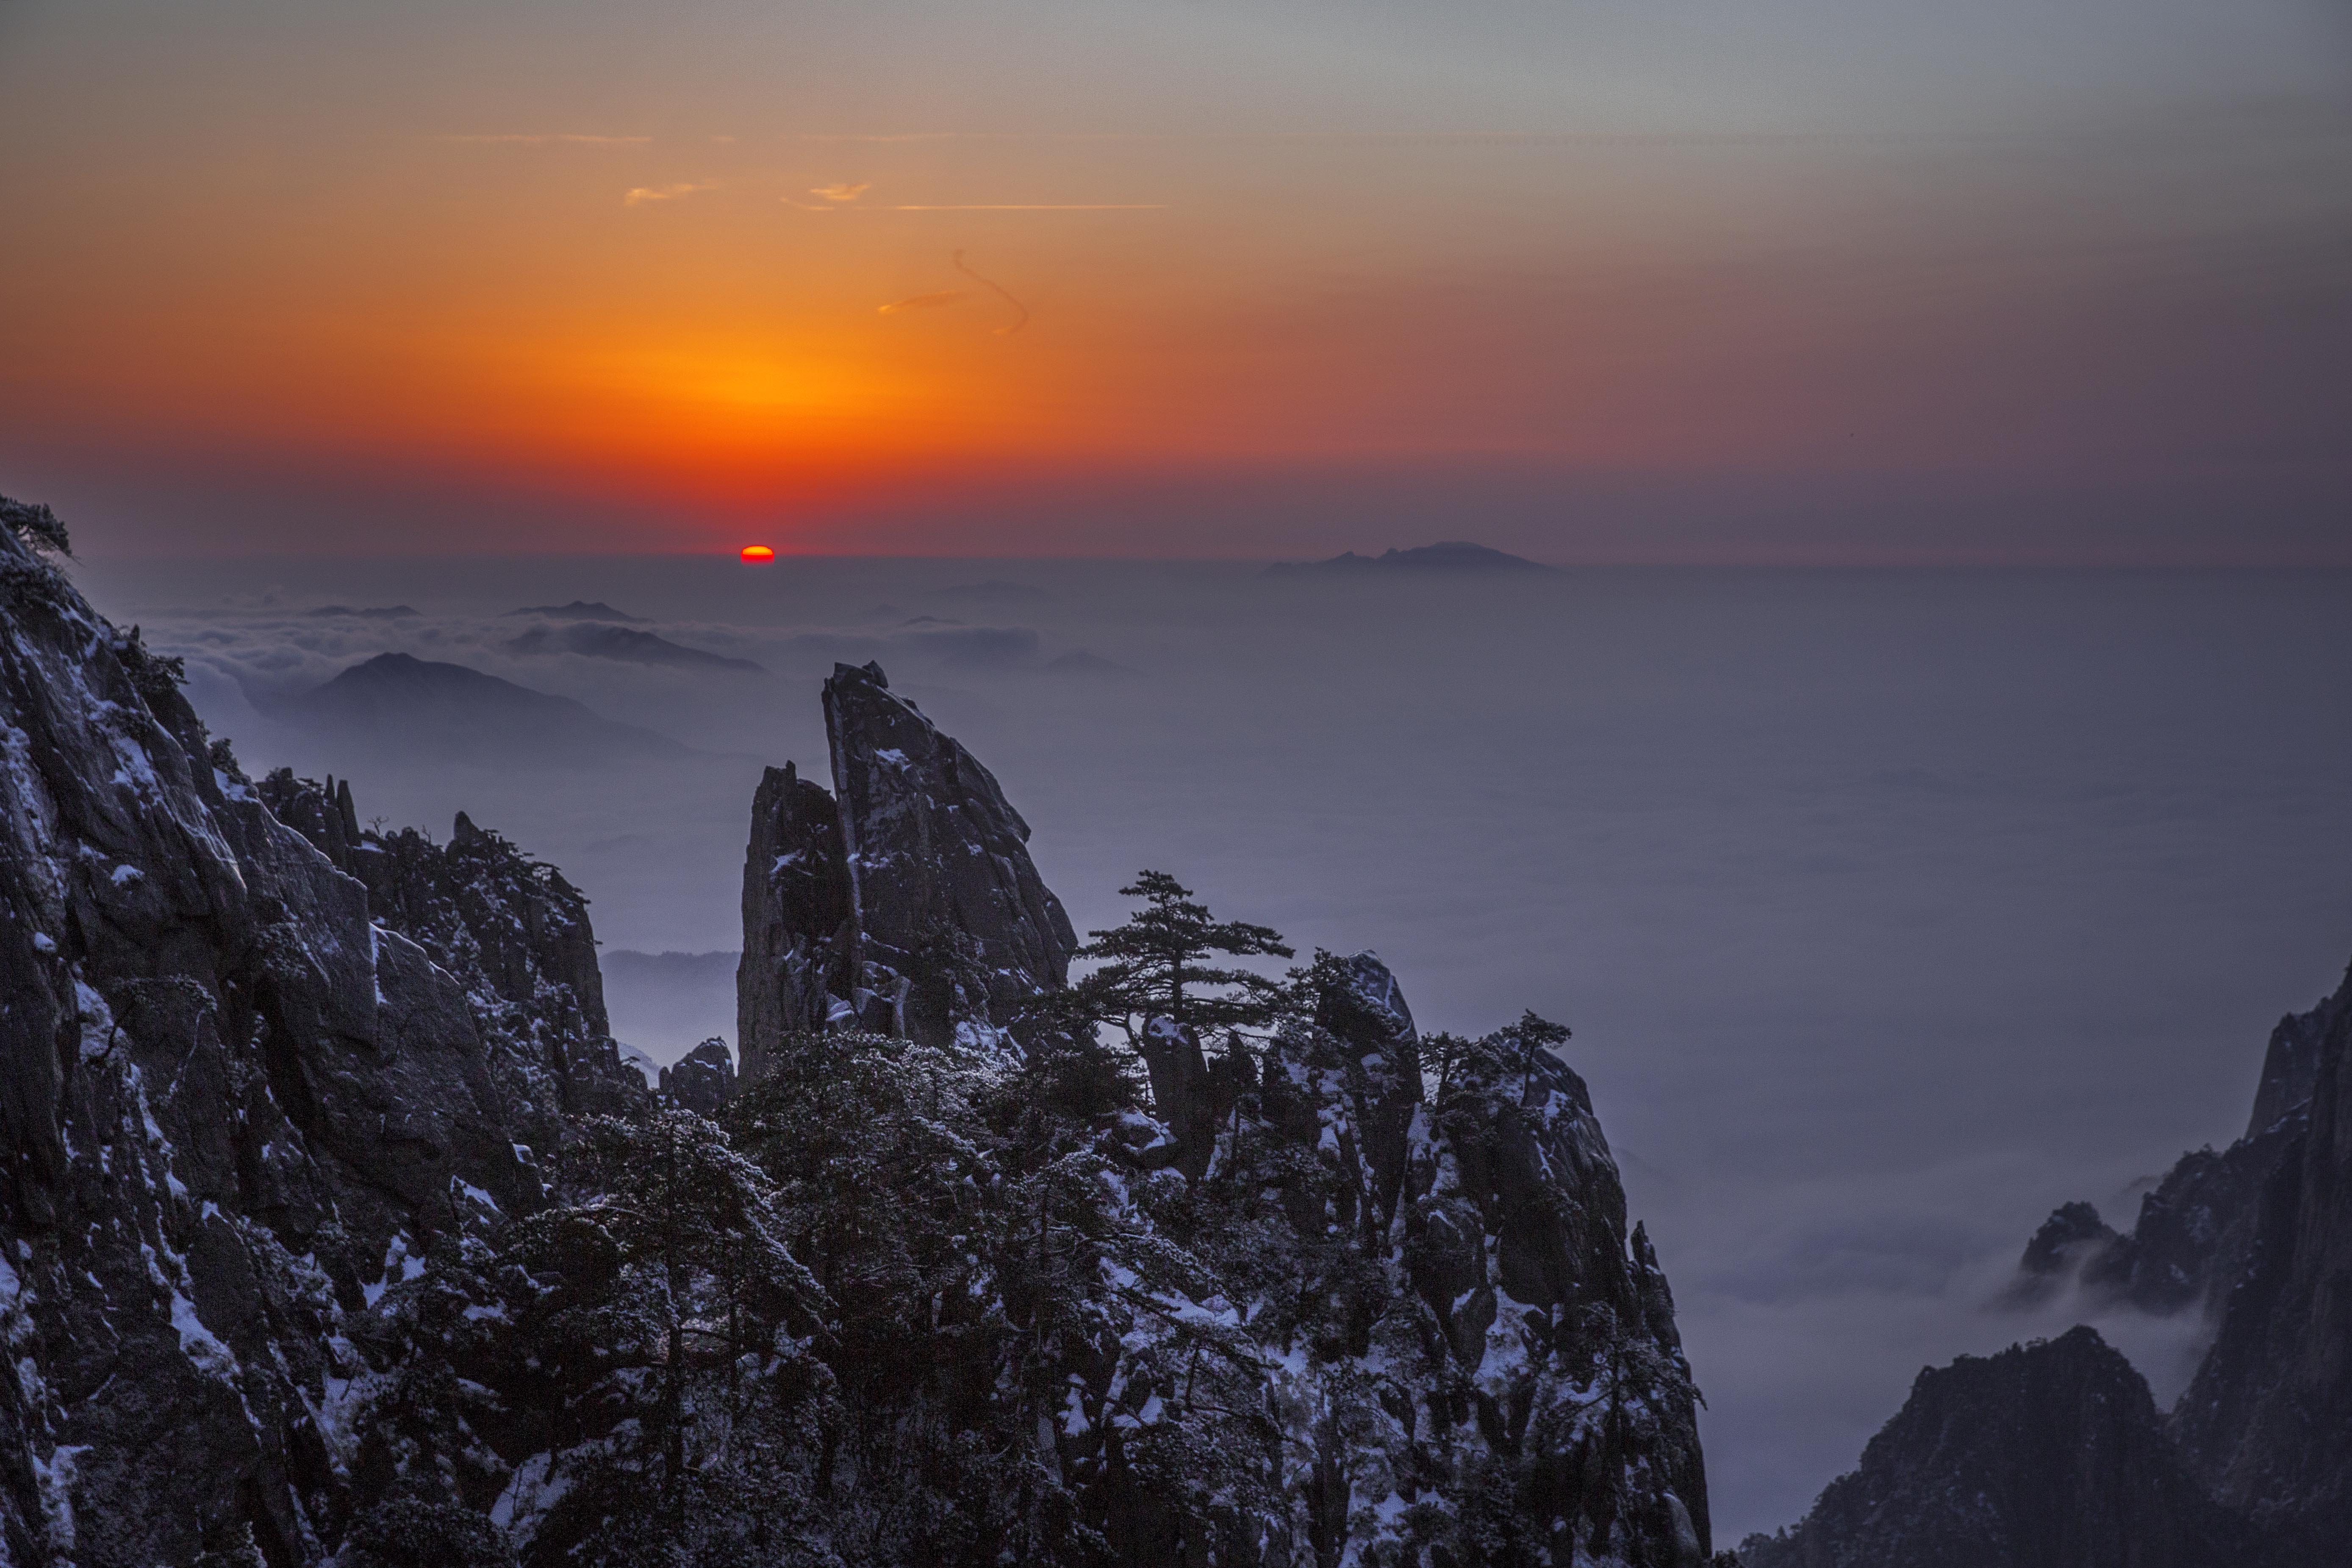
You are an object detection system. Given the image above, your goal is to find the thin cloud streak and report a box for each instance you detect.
[441,133,652,146]
[811,183,872,202]
[883,203,1165,211]
[624,182,716,205]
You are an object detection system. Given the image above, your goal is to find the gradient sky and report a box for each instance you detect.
[3,0,2348,560]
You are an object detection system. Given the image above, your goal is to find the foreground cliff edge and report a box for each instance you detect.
[0,504,1712,1566]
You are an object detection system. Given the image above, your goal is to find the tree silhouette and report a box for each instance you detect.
[1073,870,1294,1042]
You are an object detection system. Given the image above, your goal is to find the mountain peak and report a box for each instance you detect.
[1262,540,1554,575]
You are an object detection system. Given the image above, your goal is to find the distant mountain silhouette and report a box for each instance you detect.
[306,604,420,619]
[265,652,687,765]
[507,600,646,622]
[505,622,765,673]
[1262,541,1553,576]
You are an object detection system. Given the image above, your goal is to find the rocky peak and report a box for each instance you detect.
[738,661,1076,1072]
[1740,1327,2252,1568]
[2244,959,2348,1139]
[2173,952,2352,1556]
[658,1036,736,1116]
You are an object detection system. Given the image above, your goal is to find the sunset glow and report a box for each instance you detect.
[0,2,2343,561]
[740,545,775,562]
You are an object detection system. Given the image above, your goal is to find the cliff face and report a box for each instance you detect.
[733,671,1711,1566]
[1739,1329,2250,1568]
[2174,961,2352,1555]
[738,661,1076,1073]
[0,519,635,1565]
[1749,960,2352,1568]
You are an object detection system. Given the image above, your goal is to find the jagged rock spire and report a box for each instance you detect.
[738,662,1076,1076]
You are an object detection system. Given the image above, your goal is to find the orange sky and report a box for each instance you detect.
[2,0,2346,559]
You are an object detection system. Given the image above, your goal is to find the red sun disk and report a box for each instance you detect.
[740,545,776,563]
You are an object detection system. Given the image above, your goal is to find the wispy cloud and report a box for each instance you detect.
[441,133,651,146]
[877,291,968,315]
[624,183,716,206]
[811,182,871,203]
[883,204,1165,211]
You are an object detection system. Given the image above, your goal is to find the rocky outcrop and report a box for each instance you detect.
[657,1036,736,1115]
[256,779,645,1139]
[733,672,1713,1563]
[2174,960,2352,1556]
[738,661,1076,1072]
[1248,974,1713,1565]
[2003,971,2348,1322]
[2244,970,2345,1140]
[1739,1329,2252,1568]
[736,758,857,1077]
[0,514,632,1565]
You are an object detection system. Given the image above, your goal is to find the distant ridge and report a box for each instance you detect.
[1261,541,1553,576]
[306,604,420,619]
[505,622,766,674]
[266,652,688,764]
[506,600,646,622]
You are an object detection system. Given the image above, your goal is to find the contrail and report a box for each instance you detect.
[953,250,1029,336]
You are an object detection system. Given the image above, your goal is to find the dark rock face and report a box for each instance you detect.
[737,759,856,1078]
[0,522,634,1565]
[1253,974,1713,1565]
[2004,973,2349,1324]
[2174,961,2352,1555]
[657,1037,736,1115]
[2243,968,2345,1139]
[738,661,1076,1070]
[1739,1329,2252,1568]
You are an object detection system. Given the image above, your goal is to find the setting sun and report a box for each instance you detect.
[739,544,775,562]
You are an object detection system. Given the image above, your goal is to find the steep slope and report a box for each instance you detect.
[1738,1329,2251,1568]
[734,664,1712,1565]
[2004,974,2346,1318]
[2173,961,2352,1556]
[0,513,638,1565]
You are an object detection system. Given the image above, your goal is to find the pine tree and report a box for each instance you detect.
[1072,871,1294,1042]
